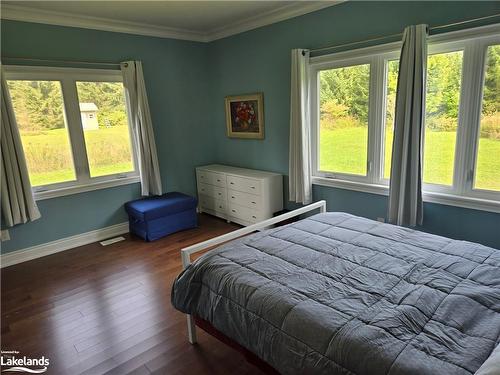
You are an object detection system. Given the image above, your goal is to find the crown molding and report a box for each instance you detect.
[1,2,344,43]
[1,4,208,42]
[206,1,345,41]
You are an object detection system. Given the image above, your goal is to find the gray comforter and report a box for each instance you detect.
[172,212,500,375]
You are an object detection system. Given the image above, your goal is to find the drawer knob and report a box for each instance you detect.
[218,192,221,195]
[251,201,256,204]
[231,209,236,213]
[231,196,235,199]
[219,205,222,209]
[251,186,255,189]
[230,182,234,185]
[252,215,257,219]
[217,179,221,182]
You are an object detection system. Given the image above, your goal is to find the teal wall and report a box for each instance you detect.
[1,20,215,253]
[1,1,499,253]
[208,1,500,248]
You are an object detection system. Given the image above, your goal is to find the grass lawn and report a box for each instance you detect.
[27,162,134,187]
[21,126,134,186]
[320,127,500,191]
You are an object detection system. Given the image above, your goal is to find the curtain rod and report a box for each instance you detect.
[1,56,123,67]
[309,13,500,54]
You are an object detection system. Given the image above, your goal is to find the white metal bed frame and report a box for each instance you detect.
[180,200,327,343]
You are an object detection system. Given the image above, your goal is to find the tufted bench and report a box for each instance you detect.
[125,192,198,241]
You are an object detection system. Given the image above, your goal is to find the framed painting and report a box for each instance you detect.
[225,93,264,139]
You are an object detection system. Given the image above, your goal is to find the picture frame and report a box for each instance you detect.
[225,93,264,139]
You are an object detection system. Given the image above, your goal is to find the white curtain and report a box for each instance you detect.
[289,49,312,205]
[1,71,41,227]
[388,25,428,227]
[121,61,162,196]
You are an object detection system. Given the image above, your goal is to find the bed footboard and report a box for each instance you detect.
[180,200,327,344]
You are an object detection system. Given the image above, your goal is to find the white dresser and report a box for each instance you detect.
[196,164,283,226]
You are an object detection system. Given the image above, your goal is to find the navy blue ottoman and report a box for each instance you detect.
[125,192,198,241]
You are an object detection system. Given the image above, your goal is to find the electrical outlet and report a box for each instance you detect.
[1,229,10,241]
[376,217,385,223]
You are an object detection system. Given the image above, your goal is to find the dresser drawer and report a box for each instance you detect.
[227,175,261,195]
[199,195,226,213]
[228,202,261,223]
[197,170,226,187]
[196,164,283,227]
[228,189,262,210]
[197,183,226,201]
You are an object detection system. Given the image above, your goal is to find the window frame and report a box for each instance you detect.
[311,55,376,184]
[310,24,500,213]
[4,65,140,200]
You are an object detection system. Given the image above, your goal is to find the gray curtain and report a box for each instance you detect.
[289,49,312,204]
[1,71,41,227]
[121,61,163,196]
[388,24,428,227]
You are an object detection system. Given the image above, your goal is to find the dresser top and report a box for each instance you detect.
[197,164,281,179]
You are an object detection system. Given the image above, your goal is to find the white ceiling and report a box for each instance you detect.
[1,1,342,42]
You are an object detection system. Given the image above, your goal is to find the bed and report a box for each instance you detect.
[171,201,500,375]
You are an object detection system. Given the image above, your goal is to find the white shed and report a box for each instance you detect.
[80,102,99,130]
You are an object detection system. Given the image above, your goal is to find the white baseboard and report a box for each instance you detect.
[0,222,129,268]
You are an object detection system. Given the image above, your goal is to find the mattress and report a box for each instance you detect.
[171,212,500,375]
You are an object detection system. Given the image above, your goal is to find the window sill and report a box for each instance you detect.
[313,176,389,196]
[34,175,141,201]
[312,176,500,214]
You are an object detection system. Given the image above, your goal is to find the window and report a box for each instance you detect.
[7,80,76,187]
[319,63,370,177]
[5,66,139,199]
[423,50,463,186]
[475,44,500,192]
[383,59,398,180]
[311,27,500,212]
[75,81,135,178]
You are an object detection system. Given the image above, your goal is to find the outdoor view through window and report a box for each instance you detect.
[76,81,134,178]
[385,51,464,186]
[7,79,135,187]
[319,63,370,176]
[318,43,498,193]
[475,44,500,191]
[7,80,76,186]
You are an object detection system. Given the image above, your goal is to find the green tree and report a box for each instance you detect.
[426,51,463,122]
[76,82,128,128]
[8,80,64,131]
[386,60,399,128]
[7,80,128,132]
[320,64,370,123]
[482,45,500,115]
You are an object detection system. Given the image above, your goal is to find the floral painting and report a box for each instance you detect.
[225,93,264,139]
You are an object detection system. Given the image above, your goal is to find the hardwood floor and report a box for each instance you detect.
[1,214,265,375]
